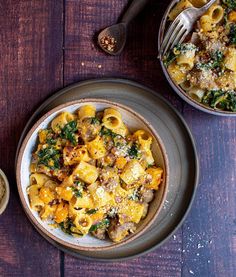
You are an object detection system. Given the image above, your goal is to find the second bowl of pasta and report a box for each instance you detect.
[16,99,169,251]
[159,0,236,116]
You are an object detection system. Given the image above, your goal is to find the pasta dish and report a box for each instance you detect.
[164,0,236,111]
[27,105,163,242]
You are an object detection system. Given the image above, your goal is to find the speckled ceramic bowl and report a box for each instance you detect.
[158,0,236,116]
[0,169,10,215]
[16,99,169,251]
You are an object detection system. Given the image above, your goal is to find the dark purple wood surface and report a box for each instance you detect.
[0,1,235,276]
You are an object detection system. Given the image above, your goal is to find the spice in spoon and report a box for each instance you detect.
[0,175,5,204]
[100,35,117,52]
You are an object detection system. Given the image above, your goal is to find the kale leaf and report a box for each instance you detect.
[202,90,236,111]
[128,143,141,159]
[229,24,236,45]
[46,137,56,145]
[197,51,224,70]
[128,188,140,201]
[223,0,236,10]
[37,146,61,170]
[59,219,75,235]
[90,117,100,125]
[100,127,118,138]
[163,51,177,66]
[60,120,78,145]
[89,218,110,232]
[70,186,82,198]
[86,209,98,215]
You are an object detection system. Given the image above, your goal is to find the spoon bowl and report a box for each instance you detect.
[97,0,149,55]
[98,23,127,56]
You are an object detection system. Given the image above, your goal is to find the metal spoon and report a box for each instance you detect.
[98,0,149,55]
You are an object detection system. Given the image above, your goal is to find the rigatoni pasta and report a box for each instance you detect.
[51,112,75,133]
[206,4,224,24]
[27,105,164,242]
[168,0,193,20]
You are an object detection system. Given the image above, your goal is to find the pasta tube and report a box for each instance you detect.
[206,5,224,24]
[73,213,93,235]
[120,160,145,187]
[168,0,193,20]
[102,108,123,130]
[78,105,96,121]
[188,88,205,102]
[87,136,107,159]
[72,161,98,184]
[51,112,74,133]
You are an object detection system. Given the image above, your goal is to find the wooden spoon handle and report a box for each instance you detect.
[121,0,149,25]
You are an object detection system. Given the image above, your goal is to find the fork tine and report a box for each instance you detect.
[162,24,184,56]
[169,28,187,50]
[178,32,187,45]
[162,19,180,48]
[158,18,181,57]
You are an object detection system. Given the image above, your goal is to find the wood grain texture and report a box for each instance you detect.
[0,0,63,276]
[64,0,183,111]
[182,107,236,277]
[64,230,182,277]
[0,0,235,276]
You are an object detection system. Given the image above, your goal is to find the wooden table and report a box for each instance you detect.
[0,1,235,276]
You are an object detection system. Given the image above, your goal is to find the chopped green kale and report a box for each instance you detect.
[37,146,61,170]
[100,127,118,138]
[229,24,236,45]
[128,188,140,201]
[175,43,197,53]
[90,117,100,125]
[42,129,56,145]
[70,185,83,198]
[86,209,98,215]
[196,51,224,70]
[211,51,224,68]
[128,143,141,159]
[202,90,236,111]
[223,0,236,10]
[89,218,110,232]
[46,138,56,145]
[59,219,75,235]
[60,120,78,145]
[163,51,177,66]
[74,180,85,187]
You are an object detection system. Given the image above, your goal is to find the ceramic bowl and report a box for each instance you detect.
[0,169,10,215]
[16,99,169,251]
[158,0,236,116]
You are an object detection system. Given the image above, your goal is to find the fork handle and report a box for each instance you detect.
[121,0,149,25]
[198,0,217,13]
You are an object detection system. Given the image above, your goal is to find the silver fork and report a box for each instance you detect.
[158,0,217,58]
